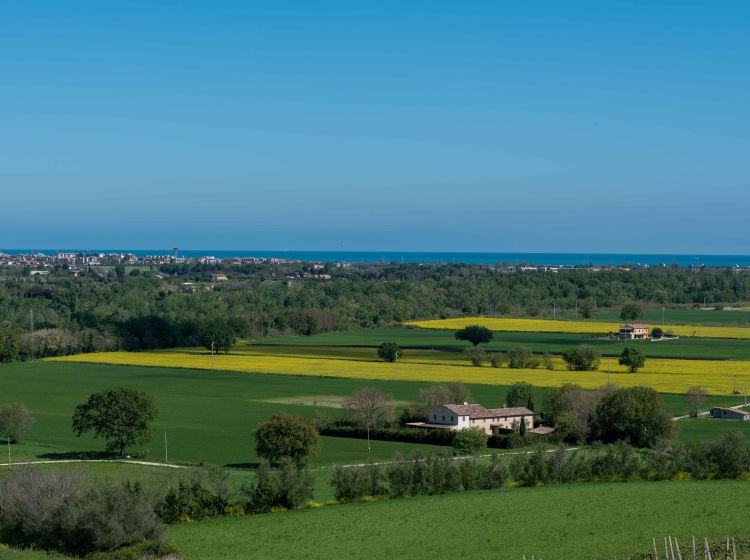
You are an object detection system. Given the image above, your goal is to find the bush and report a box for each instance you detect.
[0,468,163,556]
[158,479,227,523]
[487,433,535,449]
[452,427,487,454]
[331,463,385,502]
[507,347,540,369]
[320,425,456,446]
[244,459,315,513]
[464,346,485,366]
[562,345,600,371]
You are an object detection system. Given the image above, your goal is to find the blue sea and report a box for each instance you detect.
[3,249,750,267]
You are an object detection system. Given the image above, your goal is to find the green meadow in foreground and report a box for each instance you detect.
[0,361,745,467]
[169,480,750,560]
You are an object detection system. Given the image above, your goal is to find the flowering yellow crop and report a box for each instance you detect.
[49,348,750,396]
[406,317,750,340]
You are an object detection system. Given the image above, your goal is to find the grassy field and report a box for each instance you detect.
[408,317,750,339]
[578,306,750,326]
[676,417,750,442]
[3,360,744,468]
[51,346,750,395]
[0,361,461,467]
[168,480,750,560]
[254,327,750,360]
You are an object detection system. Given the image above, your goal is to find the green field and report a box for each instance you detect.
[1,360,745,469]
[581,306,750,326]
[255,326,750,360]
[169,480,750,560]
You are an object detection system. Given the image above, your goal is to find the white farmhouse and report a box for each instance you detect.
[407,402,534,435]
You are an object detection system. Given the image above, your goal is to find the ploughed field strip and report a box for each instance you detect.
[50,346,750,395]
[407,317,750,339]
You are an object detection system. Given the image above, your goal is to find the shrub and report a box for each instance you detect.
[331,466,373,502]
[320,425,456,446]
[464,346,485,366]
[244,459,315,513]
[0,468,163,556]
[562,345,600,371]
[478,454,507,489]
[507,347,539,369]
[158,479,227,523]
[490,353,504,368]
[452,427,487,454]
[276,458,315,510]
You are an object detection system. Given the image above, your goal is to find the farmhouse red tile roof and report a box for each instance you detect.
[443,404,534,419]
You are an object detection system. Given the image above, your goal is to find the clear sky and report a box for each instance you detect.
[2,1,748,253]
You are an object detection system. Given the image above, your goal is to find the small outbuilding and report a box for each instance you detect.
[710,407,750,421]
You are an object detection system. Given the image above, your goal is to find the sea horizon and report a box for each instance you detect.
[3,249,750,268]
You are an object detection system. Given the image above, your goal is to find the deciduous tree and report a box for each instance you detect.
[0,402,35,443]
[343,388,394,453]
[254,412,320,465]
[72,388,158,458]
[618,347,646,373]
[455,325,494,346]
[377,342,401,362]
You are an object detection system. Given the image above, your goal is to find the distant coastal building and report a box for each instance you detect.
[613,324,649,340]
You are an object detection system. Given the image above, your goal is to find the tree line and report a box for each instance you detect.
[2,264,750,360]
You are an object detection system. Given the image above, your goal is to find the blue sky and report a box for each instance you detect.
[1,1,748,252]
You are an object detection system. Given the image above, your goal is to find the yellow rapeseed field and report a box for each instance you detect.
[406,317,750,340]
[49,348,750,395]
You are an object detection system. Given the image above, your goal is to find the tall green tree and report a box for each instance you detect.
[620,303,644,322]
[377,342,401,362]
[455,325,494,346]
[506,382,534,408]
[72,388,158,457]
[593,386,674,448]
[618,347,646,373]
[254,412,320,465]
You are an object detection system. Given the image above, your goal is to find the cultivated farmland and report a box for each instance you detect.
[408,317,750,339]
[168,480,750,560]
[50,346,750,395]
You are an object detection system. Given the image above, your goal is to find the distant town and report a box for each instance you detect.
[2,250,747,275]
